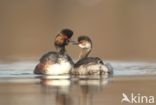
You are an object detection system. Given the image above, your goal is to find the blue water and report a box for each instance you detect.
[0,61,156,78]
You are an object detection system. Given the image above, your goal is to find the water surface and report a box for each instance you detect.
[0,61,156,105]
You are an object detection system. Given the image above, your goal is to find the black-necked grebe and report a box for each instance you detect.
[34,29,74,75]
[70,35,113,75]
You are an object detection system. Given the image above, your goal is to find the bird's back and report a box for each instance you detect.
[74,57,103,68]
[71,57,113,75]
[34,51,74,75]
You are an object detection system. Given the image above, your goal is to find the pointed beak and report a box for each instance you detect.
[68,39,78,45]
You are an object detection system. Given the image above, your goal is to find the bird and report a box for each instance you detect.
[34,29,74,75]
[70,35,113,75]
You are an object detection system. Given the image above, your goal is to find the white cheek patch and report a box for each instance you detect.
[85,43,91,48]
[79,44,85,48]
[79,43,91,49]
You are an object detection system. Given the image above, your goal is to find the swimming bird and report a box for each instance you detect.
[34,29,74,75]
[70,35,113,75]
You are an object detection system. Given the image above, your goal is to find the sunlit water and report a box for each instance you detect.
[0,61,156,105]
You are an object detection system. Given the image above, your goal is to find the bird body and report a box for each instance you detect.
[34,29,74,75]
[71,36,113,75]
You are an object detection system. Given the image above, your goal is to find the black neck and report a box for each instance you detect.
[55,45,66,54]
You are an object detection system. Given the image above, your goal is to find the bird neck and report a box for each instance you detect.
[54,44,66,54]
[78,48,91,60]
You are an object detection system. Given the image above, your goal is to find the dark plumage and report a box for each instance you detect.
[71,35,113,75]
[55,29,74,54]
[61,28,73,39]
[34,29,74,75]
[78,36,92,44]
[74,57,103,68]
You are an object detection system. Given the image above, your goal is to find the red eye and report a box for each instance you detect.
[64,35,68,40]
[79,41,83,44]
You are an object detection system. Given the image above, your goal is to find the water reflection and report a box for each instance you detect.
[38,75,111,105]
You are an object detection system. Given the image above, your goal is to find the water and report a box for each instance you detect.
[0,61,156,78]
[0,61,156,105]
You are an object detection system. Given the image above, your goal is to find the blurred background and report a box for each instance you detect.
[0,0,156,61]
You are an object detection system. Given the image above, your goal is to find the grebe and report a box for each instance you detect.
[34,29,74,75]
[70,36,113,75]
